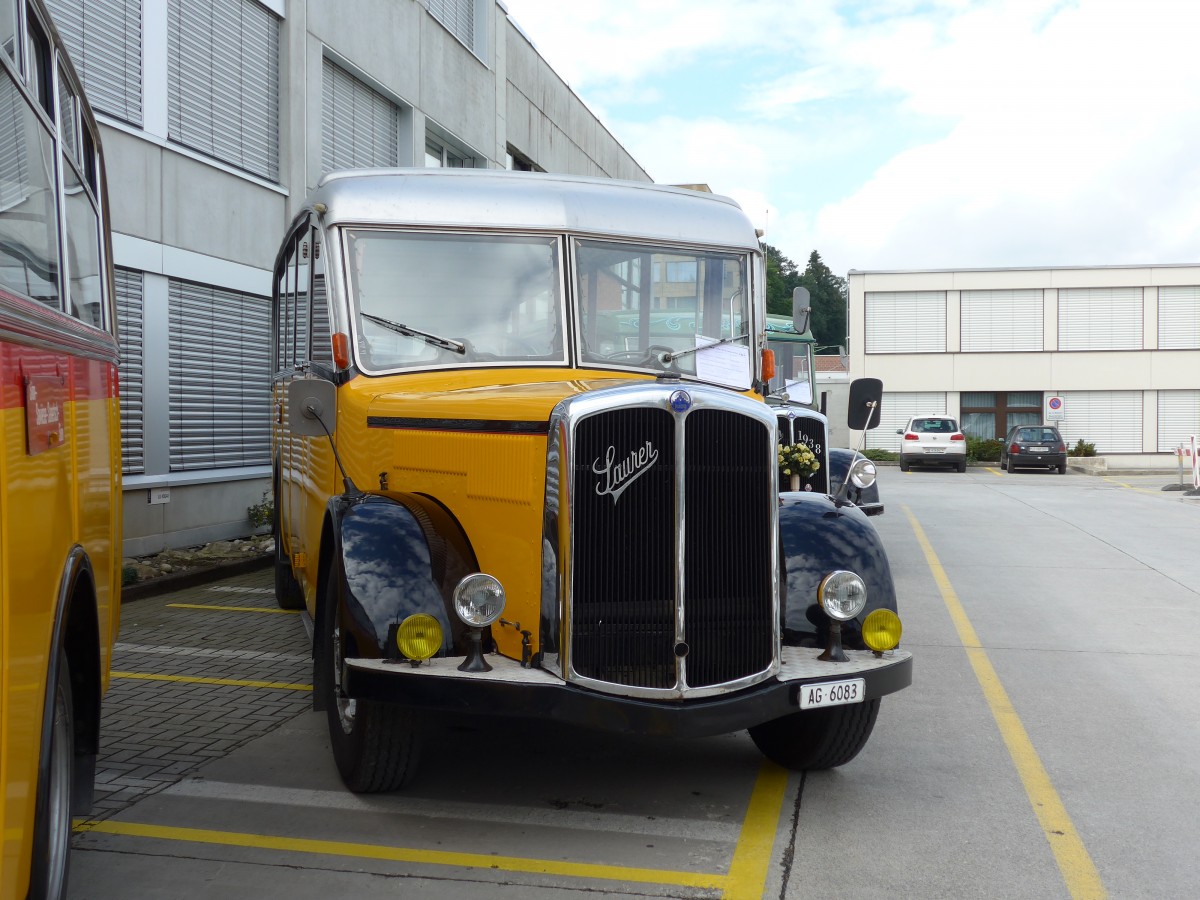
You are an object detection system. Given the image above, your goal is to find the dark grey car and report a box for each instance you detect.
[1001,425,1067,473]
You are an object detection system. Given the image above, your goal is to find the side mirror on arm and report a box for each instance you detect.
[847,377,883,432]
[288,378,336,437]
[792,286,811,335]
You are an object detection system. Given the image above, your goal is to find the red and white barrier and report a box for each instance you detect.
[1179,437,1200,489]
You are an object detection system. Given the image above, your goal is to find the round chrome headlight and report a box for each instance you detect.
[818,571,867,621]
[453,573,505,627]
[849,458,877,490]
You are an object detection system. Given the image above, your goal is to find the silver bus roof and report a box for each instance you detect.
[310,168,762,251]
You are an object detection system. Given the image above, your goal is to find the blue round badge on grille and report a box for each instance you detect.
[669,390,692,413]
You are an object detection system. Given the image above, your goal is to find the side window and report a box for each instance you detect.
[24,6,50,114]
[293,231,310,363]
[274,236,297,373]
[309,226,332,364]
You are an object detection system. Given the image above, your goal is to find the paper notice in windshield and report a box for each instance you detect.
[695,335,751,391]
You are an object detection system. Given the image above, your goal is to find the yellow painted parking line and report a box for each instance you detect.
[723,761,788,899]
[74,819,727,892]
[111,671,312,692]
[982,466,1005,477]
[904,507,1106,900]
[167,603,300,614]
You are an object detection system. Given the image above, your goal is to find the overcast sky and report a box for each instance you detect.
[501,0,1200,278]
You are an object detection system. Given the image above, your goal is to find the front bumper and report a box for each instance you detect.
[343,647,912,738]
[1011,452,1066,469]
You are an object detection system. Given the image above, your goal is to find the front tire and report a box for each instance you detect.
[30,654,75,900]
[318,564,422,792]
[749,698,880,770]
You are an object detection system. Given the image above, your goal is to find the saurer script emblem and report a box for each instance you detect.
[593,442,658,505]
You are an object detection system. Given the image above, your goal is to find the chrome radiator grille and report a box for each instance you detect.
[568,402,775,693]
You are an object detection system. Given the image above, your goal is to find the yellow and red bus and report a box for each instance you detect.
[0,1,120,897]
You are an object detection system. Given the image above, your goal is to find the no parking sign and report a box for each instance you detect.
[1045,395,1065,422]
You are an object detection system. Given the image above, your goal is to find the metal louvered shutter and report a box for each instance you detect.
[1056,391,1142,453]
[867,392,947,451]
[114,268,144,474]
[1157,391,1200,451]
[167,0,279,181]
[321,59,400,175]
[427,0,475,50]
[1058,288,1142,350]
[168,279,271,471]
[961,289,1043,352]
[45,0,143,126]
[865,291,946,353]
[1158,286,1200,350]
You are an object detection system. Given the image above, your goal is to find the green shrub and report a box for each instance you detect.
[966,437,1002,462]
[862,448,897,461]
[1069,439,1096,457]
[247,491,273,529]
[122,566,139,586]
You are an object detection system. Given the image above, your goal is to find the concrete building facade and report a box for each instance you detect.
[43,0,649,555]
[848,265,1200,470]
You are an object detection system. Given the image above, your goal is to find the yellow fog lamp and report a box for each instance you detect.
[453,573,506,673]
[396,614,443,662]
[817,571,867,662]
[862,609,902,656]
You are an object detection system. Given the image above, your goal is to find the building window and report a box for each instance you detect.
[1158,391,1200,452]
[167,0,280,181]
[115,268,144,474]
[961,391,1042,440]
[865,291,946,353]
[1056,391,1143,453]
[424,135,471,168]
[505,145,539,172]
[1058,287,1142,351]
[427,0,477,53]
[168,278,271,471]
[960,289,1042,352]
[866,392,947,451]
[1158,286,1200,350]
[44,0,143,126]
[321,58,400,175]
[1,0,17,65]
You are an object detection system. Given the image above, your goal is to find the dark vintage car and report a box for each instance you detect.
[766,314,883,515]
[1001,424,1067,473]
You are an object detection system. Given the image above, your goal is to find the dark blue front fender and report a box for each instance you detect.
[328,493,478,662]
[779,492,896,648]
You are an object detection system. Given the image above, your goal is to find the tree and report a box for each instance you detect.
[761,245,847,350]
[798,251,847,351]
[763,243,801,317]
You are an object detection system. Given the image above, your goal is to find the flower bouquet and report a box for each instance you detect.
[779,442,820,491]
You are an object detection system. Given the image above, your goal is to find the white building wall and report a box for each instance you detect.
[849,265,1200,469]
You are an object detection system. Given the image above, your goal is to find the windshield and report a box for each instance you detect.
[766,338,814,405]
[575,239,751,389]
[346,230,564,370]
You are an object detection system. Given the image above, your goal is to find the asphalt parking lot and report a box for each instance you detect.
[69,467,1200,899]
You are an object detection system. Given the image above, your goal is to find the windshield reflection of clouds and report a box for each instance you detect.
[342,504,453,651]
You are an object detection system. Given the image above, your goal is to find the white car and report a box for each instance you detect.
[898,415,967,472]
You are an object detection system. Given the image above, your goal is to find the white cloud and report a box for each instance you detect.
[504,0,1200,275]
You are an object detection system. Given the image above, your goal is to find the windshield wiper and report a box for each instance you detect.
[663,331,749,363]
[361,312,465,355]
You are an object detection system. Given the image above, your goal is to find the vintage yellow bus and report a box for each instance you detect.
[0,1,120,896]
[273,169,908,792]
